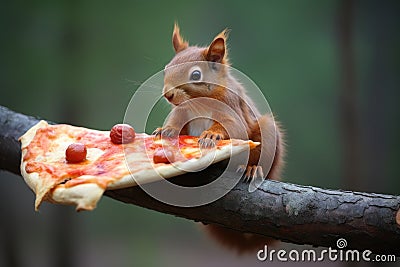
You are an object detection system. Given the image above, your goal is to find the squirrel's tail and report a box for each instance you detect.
[201,114,284,253]
[202,224,277,253]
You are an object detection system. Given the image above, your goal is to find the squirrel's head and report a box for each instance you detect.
[163,23,230,106]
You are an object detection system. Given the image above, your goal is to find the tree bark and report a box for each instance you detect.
[1,105,399,256]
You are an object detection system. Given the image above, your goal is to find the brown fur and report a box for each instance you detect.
[202,224,278,254]
[156,24,285,253]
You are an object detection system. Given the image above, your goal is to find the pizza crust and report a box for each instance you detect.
[52,183,105,211]
[20,120,259,211]
[20,120,53,209]
[20,121,108,210]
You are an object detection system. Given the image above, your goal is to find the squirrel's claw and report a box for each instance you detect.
[153,127,179,138]
[198,138,216,148]
[236,164,246,173]
[237,165,264,183]
[162,127,179,138]
[198,131,223,149]
[152,128,162,137]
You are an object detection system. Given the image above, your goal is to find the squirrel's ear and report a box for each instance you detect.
[206,29,229,63]
[172,23,188,53]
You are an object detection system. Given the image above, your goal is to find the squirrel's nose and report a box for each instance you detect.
[163,90,174,101]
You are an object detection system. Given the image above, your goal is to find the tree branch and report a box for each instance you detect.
[1,105,400,256]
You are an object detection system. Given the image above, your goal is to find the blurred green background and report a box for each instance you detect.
[1,0,399,266]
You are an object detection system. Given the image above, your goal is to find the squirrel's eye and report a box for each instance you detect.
[190,70,201,81]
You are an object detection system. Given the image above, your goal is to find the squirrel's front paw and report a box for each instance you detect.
[236,165,264,182]
[152,127,179,138]
[198,131,224,148]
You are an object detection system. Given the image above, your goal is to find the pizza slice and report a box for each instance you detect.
[19,121,259,211]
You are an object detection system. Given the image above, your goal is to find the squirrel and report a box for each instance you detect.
[154,24,285,253]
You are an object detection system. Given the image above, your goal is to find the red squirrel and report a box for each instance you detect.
[154,24,285,253]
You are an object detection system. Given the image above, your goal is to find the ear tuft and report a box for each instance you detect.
[216,28,230,41]
[206,29,229,63]
[172,23,189,53]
